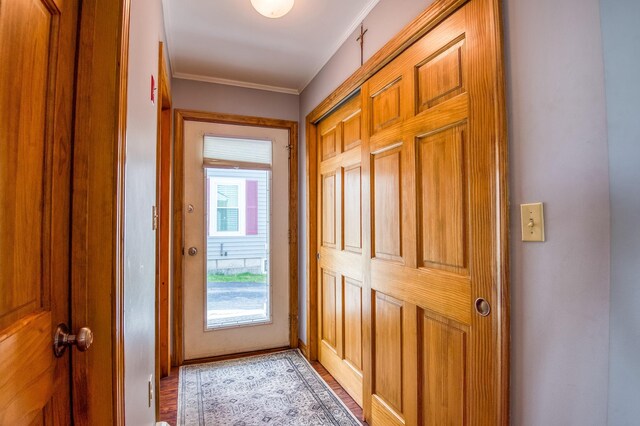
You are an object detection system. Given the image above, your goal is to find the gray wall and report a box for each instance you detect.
[600,0,640,424]
[124,0,168,424]
[298,0,612,424]
[505,0,611,424]
[171,78,299,122]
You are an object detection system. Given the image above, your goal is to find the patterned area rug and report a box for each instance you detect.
[177,350,362,426]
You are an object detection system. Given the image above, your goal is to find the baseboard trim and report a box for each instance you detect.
[181,346,291,366]
[298,339,309,359]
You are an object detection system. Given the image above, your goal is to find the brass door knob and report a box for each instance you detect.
[188,247,198,256]
[54,324,94,357]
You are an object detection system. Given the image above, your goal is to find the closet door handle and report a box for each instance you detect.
[475,298,491,317]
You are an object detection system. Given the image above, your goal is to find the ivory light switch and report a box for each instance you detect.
[521,202,545,242]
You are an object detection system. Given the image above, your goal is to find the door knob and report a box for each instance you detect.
[54,324,94,357]
[188,247,198,256]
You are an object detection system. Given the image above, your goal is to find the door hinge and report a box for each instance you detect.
[148,375,154,407]
[152,206,158,231]
[286,144,293,159]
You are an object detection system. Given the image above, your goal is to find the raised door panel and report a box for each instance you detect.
[321,172,337,248]
[321,127,338,161]
[0,0,52,332]
[371,79,402,134]
[0,312,54,424]
[321,270,338,350]
[416,38,466,112]
[342,112,362,151]
[417,124,468,273]
[343,278,363,372]
[343,165,362,253]
[372,147,403,262]
[373,292,404,415]
[422,314,467,426]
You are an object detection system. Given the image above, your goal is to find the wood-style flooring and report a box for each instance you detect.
[159,357,367,425]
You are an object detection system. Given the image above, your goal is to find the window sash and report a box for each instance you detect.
[208,178,246,237]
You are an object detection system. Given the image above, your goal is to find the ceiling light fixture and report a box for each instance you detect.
[250,0,294,18]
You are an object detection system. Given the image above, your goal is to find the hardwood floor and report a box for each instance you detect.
[159,357,368,425]
[310,361,366,424]
[159,367,179,425]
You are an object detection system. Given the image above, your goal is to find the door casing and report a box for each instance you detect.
[155,40,173,420]
[72,0,131,423]
[173,110,299,366]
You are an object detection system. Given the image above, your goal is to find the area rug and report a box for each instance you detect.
[177,349,362,426]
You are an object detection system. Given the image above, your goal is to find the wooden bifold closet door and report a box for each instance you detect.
[315,0,508,424]
[317,95,366,406]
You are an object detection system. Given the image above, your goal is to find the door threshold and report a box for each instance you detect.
[181,346,291,366]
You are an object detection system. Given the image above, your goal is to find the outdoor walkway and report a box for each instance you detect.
[206,281,268,327]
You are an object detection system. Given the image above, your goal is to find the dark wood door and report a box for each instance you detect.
[0,0,79,423]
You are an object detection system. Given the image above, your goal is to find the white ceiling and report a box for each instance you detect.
[162,0,380,94]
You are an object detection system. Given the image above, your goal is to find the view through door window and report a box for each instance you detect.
[204,137,272,329]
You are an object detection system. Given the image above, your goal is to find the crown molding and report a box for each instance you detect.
[172,72,301,95]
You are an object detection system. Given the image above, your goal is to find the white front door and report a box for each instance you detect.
[183,121,290,360]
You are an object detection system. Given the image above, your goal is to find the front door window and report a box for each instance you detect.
[205,168,270,329]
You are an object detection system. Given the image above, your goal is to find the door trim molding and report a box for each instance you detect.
[114,3,130,424]
[72,0,130,424]
[155,40,172,418]
[304,0,509,423]
[173,110,299,366]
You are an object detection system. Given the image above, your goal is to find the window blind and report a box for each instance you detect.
[204,136,272,166]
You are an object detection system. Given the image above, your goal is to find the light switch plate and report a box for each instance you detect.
[521,202,545,242]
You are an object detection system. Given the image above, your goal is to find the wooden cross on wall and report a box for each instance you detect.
[356,23,368,66]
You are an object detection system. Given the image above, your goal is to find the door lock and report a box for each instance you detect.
[53,324,94,357]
